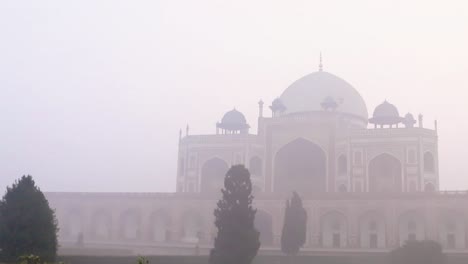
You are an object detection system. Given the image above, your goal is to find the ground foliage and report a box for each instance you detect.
[136,256,149,264]
[50,253,468,264]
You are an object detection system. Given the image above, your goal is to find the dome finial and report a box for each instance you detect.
[319,52,323,71]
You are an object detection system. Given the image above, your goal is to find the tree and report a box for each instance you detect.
[210,165,260,264]
[390,240,445,264]
[0,175,58,262]
[281,192,307,256]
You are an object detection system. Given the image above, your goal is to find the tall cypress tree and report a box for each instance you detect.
[0,175,58,262]
[281,192,307,256]
[210,165,260,264]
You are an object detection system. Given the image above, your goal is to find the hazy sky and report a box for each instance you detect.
[1,0,467,192]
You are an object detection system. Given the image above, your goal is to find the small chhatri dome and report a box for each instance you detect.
[369,100,403,125]
[373,100,400,117]
[404,112,415,120]
[270,98,286,113]
[221,108,247,124]
[321,96,338,111]
[402,112,417,128]
[217,108,250,131]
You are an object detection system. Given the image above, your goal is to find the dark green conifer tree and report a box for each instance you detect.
[280,192,307,256]
[210,165,260,264]
[0,175,58,262]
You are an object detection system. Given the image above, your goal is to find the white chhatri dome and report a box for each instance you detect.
[279,71,368,121]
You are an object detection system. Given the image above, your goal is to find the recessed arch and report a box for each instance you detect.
[149,210,171,242]
[368,153,402,192]
[119,209,141,240]
[63,209,83,241]
[274,138,327,194]
[398,210,425,245]
[320,211,347,248]
[181,211,203,243]
[90,210,112,240]
[359,211,386,249]
[438,210,466,249]
[200,157,229,193]
[255,210,274,246]
[424,152,435,173]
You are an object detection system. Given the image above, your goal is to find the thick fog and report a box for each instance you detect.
[1,0,467,192]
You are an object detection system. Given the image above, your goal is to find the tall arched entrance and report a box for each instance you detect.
[200,158,229,193]
[274,138,327,194]
[368,154,402,192]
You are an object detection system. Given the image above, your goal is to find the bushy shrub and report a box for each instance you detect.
[17,254,65,264]
[18,255,42,264]
[136,256,149,264]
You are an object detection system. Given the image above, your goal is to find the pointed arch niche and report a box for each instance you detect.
[200,158,229,193]
[274,138,327,194]
[368,153,402,192]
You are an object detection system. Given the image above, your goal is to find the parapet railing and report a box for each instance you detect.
[180,134,260,144]
[438,190,468,195]
[348,127,437,137]
[45,190,468,202]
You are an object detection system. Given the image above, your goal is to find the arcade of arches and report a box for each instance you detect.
[198,144,434,195]
[47,65,450,254]
[59,207,468,250]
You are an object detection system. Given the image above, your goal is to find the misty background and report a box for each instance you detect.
[0,0,467,192]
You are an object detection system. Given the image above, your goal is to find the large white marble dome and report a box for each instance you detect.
[279,70,369,122]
